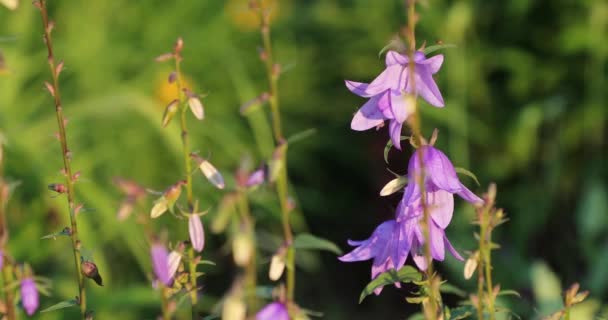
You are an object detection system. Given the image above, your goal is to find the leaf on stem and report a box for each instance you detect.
[293,233,342,255]
[379,176,408,196]
[359,266,422,303]
[455,167,481,186]
[40,299,78,313]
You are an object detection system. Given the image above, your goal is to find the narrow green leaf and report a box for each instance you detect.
[379,176,408,196]
[440,282,467,297]
[359,266,422,303]
[498,289,521,297]
[293,233,342,255]
[384,136,411,163]
[41,227,71,240]
[422,43,457,55]
[455,167,480,186]
[448,305,475,319]
[287,128,317,145]
[40,299,78,313]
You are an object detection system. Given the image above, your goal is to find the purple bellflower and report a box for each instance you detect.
[256,302,289,320]
[151,243,172,286]
[21,277,39,316]
[340,144,482,294]
[346,51,444,149]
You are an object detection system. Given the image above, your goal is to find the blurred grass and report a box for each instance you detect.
[0,0,607,319]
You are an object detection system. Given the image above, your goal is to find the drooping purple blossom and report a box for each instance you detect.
[256,302,289,320]
[346,50,444,149]
[0,249,3,269]
[150,243,172,286]
[246,167,266,187]
[189,214,205,252]
[402,145,483,206]
[340,144,483,294]
[20,277,39,316]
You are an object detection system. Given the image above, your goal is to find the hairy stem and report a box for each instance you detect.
[160,286,170,320]
[255,1,296,311]
[406,1,438,319]
[237,191,258,313]
[174,54,199,306]
[38,1,87,317]
[483,210,495,320]
[0,159,15,320]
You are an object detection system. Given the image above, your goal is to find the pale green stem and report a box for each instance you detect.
[38,1,87,317]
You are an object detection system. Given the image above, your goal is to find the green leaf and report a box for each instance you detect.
[498,289,521,297]
[379,176,408,196]
[287,128,317,145]
[422,43,457,55]
[448,305,475,319]
[455,167,480,186]
[384,136,411,163]
[293,233,342,255]
[440,282,467,297]
[359,266,422,303]
[378,38,406,58]
[41,227,71,240]
[40,299,78,313]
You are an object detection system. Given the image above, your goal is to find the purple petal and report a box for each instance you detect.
[430,223,445,261]
[423,146,462,193]
[385,50,408,66]
[420,54,444,74]
[256,302,289,320]
[189,215,205,252]
[428,190,454,229]
[376,91,395,119]
[351,95,386,131]
[445,236,464,261]
[415,68,444,107]
[415,65,444,107]
[345,80,372,98]
[246,168,266,187]
[389,91,413,123]
[411,238,428,271]
[456,185,484,204]
[151,244,172,286]
[339,220,395,262]
[21,278,39,316]
[366,65,406,95]
[389,120,403,150]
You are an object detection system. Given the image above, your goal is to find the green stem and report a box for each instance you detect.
[160,286,170,320]
[483,211,495,320]
[174,54,198,306]
[256,1,295,313]
[38,1,87,317]
[1,264,16,320]
[237,191,258,313]
[406,1,438,319]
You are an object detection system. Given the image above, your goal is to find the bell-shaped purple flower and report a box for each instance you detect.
[20,277,39,316]
[189,214,205,252]
[150,243,172,286]
[338,220,409,295]
[402,145,483,206]
[346,50,444,149]
[256,302,289,320]
[396,190,464,271]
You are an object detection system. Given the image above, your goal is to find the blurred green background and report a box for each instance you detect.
[0,0,607,319]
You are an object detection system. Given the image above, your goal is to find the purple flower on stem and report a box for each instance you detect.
[346,50,444,149]
[402,145,483,206]
[189,214,205,252]
[246,167,266,187]
[20,277,39,316]
[151,243,172,286]
[0,249,3,269]
[256,302,289,320]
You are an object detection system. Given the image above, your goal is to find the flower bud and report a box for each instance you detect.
[162,99,179,128]
[151,243,171,286]
[188,96,204,120]
[232,233,253,267]
[188,214,205,252]
[20,277,39,316]
[81,261,103,286]
[167,251,182,279]
[463,253,478,280]
[269,252,286,281]
[191,154,225,189]
[48,183,67,194]
[222,294,246,320]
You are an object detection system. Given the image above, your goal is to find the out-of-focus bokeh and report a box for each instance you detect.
[0,0,606,319]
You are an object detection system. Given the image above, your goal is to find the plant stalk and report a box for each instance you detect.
[38,1,87,317]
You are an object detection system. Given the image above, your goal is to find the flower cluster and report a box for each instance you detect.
[341,49,483,295]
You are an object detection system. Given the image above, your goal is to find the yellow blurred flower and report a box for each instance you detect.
[225,0,280,31]
[155,70,194,106]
